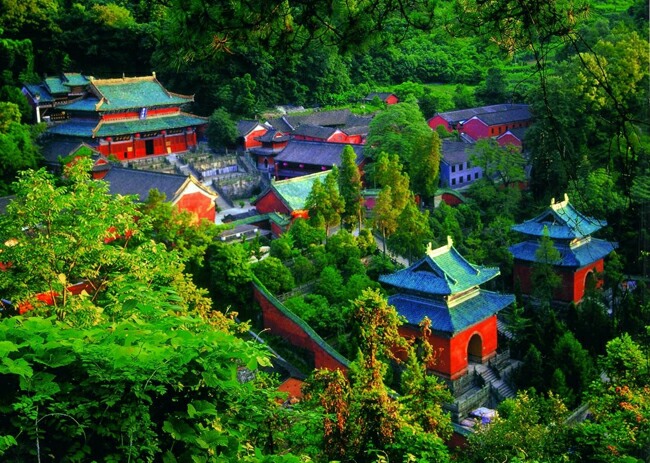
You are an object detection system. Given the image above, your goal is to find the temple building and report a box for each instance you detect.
[380,237,514,380]
[37,73,206,159]
[509,194,617,303]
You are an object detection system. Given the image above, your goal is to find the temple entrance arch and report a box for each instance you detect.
[468,333,483,363]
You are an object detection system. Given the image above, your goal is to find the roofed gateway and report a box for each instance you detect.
[380,237,514,380]
[509,194,617,303]
[29,73,207,160]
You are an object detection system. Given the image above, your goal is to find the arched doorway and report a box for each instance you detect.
[467,333,483,364]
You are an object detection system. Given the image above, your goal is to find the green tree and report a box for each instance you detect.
[388,196,431,263]
[305,169,344,237]
[470,138,526,188]
[338,145,364,231]
[410,130,441,205]
[464,391,571,463]
[208,242,253,308]
[207,107,238,150]
[551,331,594,406]
[314,265,344,305]
[288,218,324,250]
[474,66,509,105]
[0,102,41,194]
[531,226,562,306]
[252,256,295,295]
[304,289,451,462]
[572,332,650,462]
[365,102,431,168]
[372,186,398,255]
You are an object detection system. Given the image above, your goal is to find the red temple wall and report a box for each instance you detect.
[514,258,605,303]
[254,285,348,372]
[385,94,399,105]
[244,128,268,149]
[175,191,216,222]
[428,115,453,132]
[496,133,522,147]
[255,191,291,215]
[399,315,498,379]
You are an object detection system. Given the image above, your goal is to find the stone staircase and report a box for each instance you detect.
[472,363,516,401]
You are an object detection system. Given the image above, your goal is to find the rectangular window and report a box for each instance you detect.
[475,172,479,179]
[459,164,463,171]
[451,178,456,186]
[467,161,471,168]
[459,177,464,184]
[451,165,456,173]
[467,175,471,182]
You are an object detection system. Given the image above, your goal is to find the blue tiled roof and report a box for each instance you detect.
[512,195,606,239]
[47,120,99,137]
[388,291,514,334]
[59,98,102,111]
[24,83,54,103]
[509,238,617,267]
[94,114,207,137]
[47,114,207,138]
[379,239,500,296]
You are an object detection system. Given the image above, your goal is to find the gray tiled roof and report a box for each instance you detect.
[292,124,337,139]
[274,141,364,167]
[441,140,471,165]
[102,167,189,202]
[436,104,529,125]
[255,129,290,143]
[364,92,396,101]
[474,107,531,125]
[238,120,265,137]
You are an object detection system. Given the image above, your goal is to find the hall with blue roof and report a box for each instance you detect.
[509,194,617,303]
[380,237,514,380]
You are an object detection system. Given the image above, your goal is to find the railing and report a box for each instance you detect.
[277,280,319,301]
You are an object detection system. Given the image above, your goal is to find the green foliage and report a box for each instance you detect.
[0,301,295,461]
[270,232,295,261]
[288,218,324,250]
[252,256,295,295]
[464,391,571,463]
[305,169,344,237]
[470,138,526,188]
[410,130,441,203]
[290,255,317,285]
[0,102,41,194]
[314,265,344,305]
[206,107,238,149]
[388,197,431,264]
[338,145,364,230]
[531,227,562,305]
[573,332,650,462]
[365,102,431,168]
[208,242,253,308]
[303,290,451,462]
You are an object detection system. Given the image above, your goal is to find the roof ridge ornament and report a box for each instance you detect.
[426,236,454,258]
[550,193,570,210]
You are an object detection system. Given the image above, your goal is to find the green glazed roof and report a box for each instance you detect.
[271,171,330,211]
[45,77,69,94]
[95,114,207,137]
[94,77,192,110]
[512,194,606,240]
[63,73,91,87]
[379,237,500,296]
[47,114,206,138]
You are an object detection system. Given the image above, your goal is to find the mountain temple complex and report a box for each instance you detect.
[509,194,617,303]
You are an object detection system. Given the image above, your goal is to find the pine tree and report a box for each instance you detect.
[338,145,364,231]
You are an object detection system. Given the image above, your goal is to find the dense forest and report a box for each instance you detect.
[0,0,649,461]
